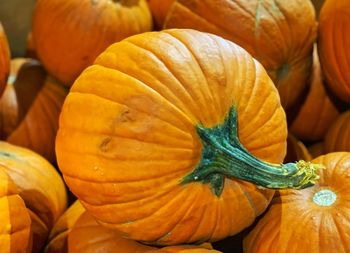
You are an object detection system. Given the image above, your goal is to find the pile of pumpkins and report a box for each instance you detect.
[0,0,349,252]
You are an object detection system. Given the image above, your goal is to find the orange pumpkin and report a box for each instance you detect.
[56,29,318,245]
[148,0,174,29]
[290,46,340,142]
[244,152,350,253]
[32,0,153,86]
[164,0,317,111]
[0,170,32,253]
[0,58,67,162]
[45,201,220,253]
[324,111,350,153]
[0,141,67,253]
[318,0,350,103]
[0,22,10,97]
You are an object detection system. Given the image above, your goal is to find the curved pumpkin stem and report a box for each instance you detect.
[182,107,322,196]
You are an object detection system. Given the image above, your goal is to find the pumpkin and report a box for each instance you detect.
[32,0,153,86]
[163,0,317,111]
[244,152,350,253]
[0,141,67,253]
[148,0,174,29]
[56,29,318,245]
[318,0,350,103]
[0,170,32,253]
[0,58,67,162]
[0,22,10,97]
[284,134,312,163]
[45,201,220,253]
[290,46,340,142]
[324,111,350,153]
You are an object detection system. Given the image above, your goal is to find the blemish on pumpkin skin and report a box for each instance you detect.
[255,0,263,35]
[117,108,136,123]
[99,137,112,152]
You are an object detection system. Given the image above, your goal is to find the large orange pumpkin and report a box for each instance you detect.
[318,0,350,103]
[45,201,220,253]
[244,152,350,253]
[290,46,340,141]
[0,58,67,162]
[324,111,350,153]
[163,0,317,111]
[0,22,10,97]
[56,29,318,245]
[148,0,174,29]
[32,0,153,86]
[0,141,67,253]
[0,170,32,253]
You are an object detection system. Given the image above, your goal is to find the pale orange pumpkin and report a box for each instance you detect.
[0,141,67,253]
[0,170,32,253]
[244,152,350,253]
[0,58,67,162]
[0,22,10,97]
[164,0,317,111]
[290,46,340,141]
[45,201,221,253]
[32,0,153,86]
[318,0,350,103]
[56,29,318,245]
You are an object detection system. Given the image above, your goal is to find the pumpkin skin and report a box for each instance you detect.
[0,141,67,253]
[324,111,350,153]
[148,0,174,29]
[45,201,220,253]
[290,46,340,142]
[164,0,317,111]
[0,22,10,97]
[244,152,350,253]
[0,170,32,253]
[0,58,67,162]
[56,29,318,245]
[318,0,350,103]
[32,0,153,86]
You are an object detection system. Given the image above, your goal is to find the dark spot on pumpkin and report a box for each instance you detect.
[0,152,13,158]
[90,0,98,5]
[276,63,289,81]
[119,109,135,122]
[99,138,112,152]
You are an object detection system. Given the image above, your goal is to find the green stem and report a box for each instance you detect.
[182,107,321,196]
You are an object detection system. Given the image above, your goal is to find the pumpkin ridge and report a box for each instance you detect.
[330,214,348,252]
[122,38,214,124]
[62,125,194,150]
[69,91,192,135]
[161,31,222,122]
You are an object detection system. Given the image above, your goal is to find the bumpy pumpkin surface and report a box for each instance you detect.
[290,46,340,142]
[244,152,350,253]
[148,0,174,29]
[0,141,67,253]
[324,111,350,153]
[45,201,220,253]
[0,22,10,97]
[56,29,318,245]
[0,170,32,253]
[0,58,67,162]
[32,0,153,86]
[164,0,317,110]
[318,0,350,103]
